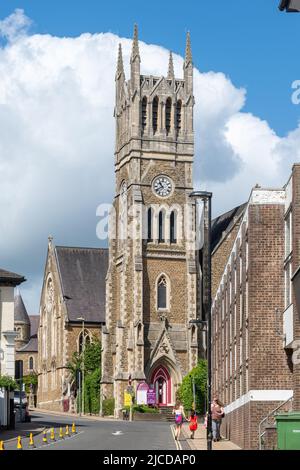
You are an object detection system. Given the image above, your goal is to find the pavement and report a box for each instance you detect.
[0,420,45,443]
[181,421,240,450]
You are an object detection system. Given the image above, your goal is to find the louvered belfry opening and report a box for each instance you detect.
[165,98,172,134]
[152,96,158,134]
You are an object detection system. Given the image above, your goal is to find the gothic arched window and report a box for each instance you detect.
[78,330,91,354]
[157,275,168,310]
[165,98,172,134]
[29,356,34,371]
[176,100,182,132]
[158,210,165,243]
[16,326,22,340]
[152,96,159,134]
[147,207,153,242]
[141,96,147,133]
[170,210,177,244]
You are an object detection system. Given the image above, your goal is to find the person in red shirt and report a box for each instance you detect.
[188,410,198,439]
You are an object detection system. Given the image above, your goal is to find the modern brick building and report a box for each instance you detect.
[212,168,300,449]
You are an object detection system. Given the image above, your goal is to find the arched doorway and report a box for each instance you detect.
[151,365,171,406]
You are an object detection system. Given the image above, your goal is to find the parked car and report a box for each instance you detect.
[14,390,27,407]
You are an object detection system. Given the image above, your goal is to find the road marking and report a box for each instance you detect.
[31,431,84,450]
[112,431,123,436]
[170,425,182,450]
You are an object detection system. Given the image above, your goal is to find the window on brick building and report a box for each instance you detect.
[158,210,165,243]
[152,96,159,133]
[176,100,182,133]
[170,210,177,244]
[165,98,172,134]
[141,96,147,133]
[29,356,34,371]
[157,275,168,310]
[285,210,292,258]
[147,207,153,242]
[285,262,292,308]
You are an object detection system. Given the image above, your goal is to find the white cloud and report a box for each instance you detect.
[0,9,300,312]
[0,8,32,42]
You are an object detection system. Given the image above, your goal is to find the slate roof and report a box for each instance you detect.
[211,203,247,252]
[55,246,108,324]
[14,293,30,324]
[16,314,39,353]
[29,315,39,337]
[0,268,26,286]
[17,337,38,353]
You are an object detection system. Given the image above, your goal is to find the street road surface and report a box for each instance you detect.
[4,412,178,451]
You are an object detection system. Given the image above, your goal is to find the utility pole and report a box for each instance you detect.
[189,191,213,451]
[77,317,85,416]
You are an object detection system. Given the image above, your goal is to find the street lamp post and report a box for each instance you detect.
[189,190,213,451]
[77,317,85,416]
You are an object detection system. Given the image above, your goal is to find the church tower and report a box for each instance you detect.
[101,27,201,416]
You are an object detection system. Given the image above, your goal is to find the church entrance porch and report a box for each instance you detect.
[150,365,172,407]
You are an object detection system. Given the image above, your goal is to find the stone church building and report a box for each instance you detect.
[101,27,202,416]
[37,238,108,411]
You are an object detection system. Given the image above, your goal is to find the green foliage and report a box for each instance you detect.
[177,359,207,414]
[122,404,159,414]
[84,368,101,414]
[102,398,115,416]
[0,375,17,390]
[67,337,102,415]
[23,373,38,394]
[66,351,82,385]
[84,340,102,372]
[133,404,159,414]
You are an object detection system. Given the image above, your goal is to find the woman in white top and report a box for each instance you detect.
[173,400,187,441]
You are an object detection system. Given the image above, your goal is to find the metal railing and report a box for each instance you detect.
[258,396,293,450]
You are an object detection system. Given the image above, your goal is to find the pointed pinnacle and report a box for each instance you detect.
[116,43,124,78]
[185,31,192,64]
[167,51,175,79]
[131,23,140,59]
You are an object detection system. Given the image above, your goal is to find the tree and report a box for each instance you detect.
[177,359,207,414]
[23,373,38,394]
[66,337,101,414]
[0,375,17,390]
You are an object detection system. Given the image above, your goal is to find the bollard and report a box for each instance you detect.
[50,428,55,441]
[59,427,64,439]
[0,441,5,451]
[72,422,76,434]
[65,425,70,437]
[17,436,22,450]
[29,433,35,448]
[42,430,48,444]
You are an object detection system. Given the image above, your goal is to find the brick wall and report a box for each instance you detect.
[212,189,293,449]
[292,165,300,409]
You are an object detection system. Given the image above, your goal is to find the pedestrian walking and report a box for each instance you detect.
[211,397,225,442]
[188,410,198,439]
[173,400,187,441]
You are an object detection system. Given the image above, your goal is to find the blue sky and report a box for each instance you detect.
[1,0,299,136]
[1,1,300,313]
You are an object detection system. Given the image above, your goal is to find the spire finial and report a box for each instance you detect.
[131,24,140,60]
[167,51,175,79]
[116,43,125,79]
[185,31,192,65]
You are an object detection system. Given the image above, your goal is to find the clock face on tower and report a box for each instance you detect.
[153,176,173,198]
